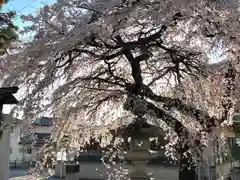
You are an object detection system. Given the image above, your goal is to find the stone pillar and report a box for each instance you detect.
[0,87,18,180]
[0,127,11,180]
[114,116,164,180]
[125,136,151,180]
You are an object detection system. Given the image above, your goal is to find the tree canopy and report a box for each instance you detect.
[2,0,240,179]
[0,0,18,54]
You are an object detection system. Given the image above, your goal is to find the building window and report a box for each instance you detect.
[23,147,32,154]
[19,148,23,153]
[10,147,12,154]
[26,147,32,154]
[10,127,13,133]
[236,138,240,146]
[227,137,237,148]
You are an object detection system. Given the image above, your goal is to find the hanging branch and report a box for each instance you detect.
[220,62,237,123]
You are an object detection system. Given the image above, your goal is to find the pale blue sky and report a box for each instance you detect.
[2,0,56,28]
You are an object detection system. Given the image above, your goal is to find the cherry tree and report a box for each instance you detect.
[2,0,240,179]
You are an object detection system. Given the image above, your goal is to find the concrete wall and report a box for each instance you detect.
[34,126,52,134]
[21,146,35,162]
[0,126,11,180]
[216,162,234,179]
[54,161,237,180]
[10,124,22,161]
[55,162,178,180]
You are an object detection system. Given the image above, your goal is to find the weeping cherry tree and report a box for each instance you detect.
[1,0,240,179]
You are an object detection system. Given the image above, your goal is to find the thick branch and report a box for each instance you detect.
[146,100,188,137]
[141,85,217,130]
[221,62,237,122]
[124,95,188,137]
[103,59,129,86]
[115,36,143,94]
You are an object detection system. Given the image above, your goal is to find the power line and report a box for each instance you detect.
[8,2,23,15]
[8,0,67,42]
[19,0,38,12]
[9,0,49,16]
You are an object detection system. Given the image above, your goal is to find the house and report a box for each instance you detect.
[193,61,240,179]
[10,116,54,167]
[9,119,24,163]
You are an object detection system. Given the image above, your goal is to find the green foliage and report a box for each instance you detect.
[231,145,240,161]
[230,114,240,160]
[18,133,34,145]
[0,0,18,54]
[0,0,7,7]
[232,114,240,133]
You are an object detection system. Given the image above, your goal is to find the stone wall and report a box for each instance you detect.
[0,126,11,180]
[55,162,178,180]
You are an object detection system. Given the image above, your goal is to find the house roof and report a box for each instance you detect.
[114,117,164,138]
[32,117,53,126]
[19,132,51,146]
[18,133,32,145]
[34,133,51,146]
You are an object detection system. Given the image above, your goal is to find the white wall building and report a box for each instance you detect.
[9,117,54,166]
[9,122,23,162]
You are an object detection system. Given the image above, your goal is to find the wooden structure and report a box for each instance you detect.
[0,86,18,137]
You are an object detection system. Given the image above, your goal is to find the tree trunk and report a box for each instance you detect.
[179,156,196,180]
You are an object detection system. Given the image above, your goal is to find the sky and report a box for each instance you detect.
[2,0,56,29]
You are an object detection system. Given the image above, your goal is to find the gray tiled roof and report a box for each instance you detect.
[32,117,53,126]
[19,133,51,145]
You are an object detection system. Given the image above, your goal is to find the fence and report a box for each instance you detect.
[75,153,102,162]
[9,160,31,169]
[74,151,177,166]
[196,166,217,180]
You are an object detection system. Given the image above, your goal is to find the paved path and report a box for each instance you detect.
[9,169,48,180]
[9,169,28,179]
[10,176,30,180]
[10,175,48,180]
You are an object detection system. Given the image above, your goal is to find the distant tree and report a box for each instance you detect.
[232,113,240,133]
[0,0,5,6]
[0,0,18,54]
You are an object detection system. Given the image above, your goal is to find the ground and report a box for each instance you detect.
[9,169,28,179]
[9,169,49,180]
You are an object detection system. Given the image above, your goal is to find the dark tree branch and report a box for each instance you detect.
[86,93,123,116]
[80,76,125,87]
[115,35,143,94]
[103,58,129,86]
[141,85,217,131]
[147,67,173,86]
[146,100,188,137]
[221,62,237,122]
[123,94,188,138]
